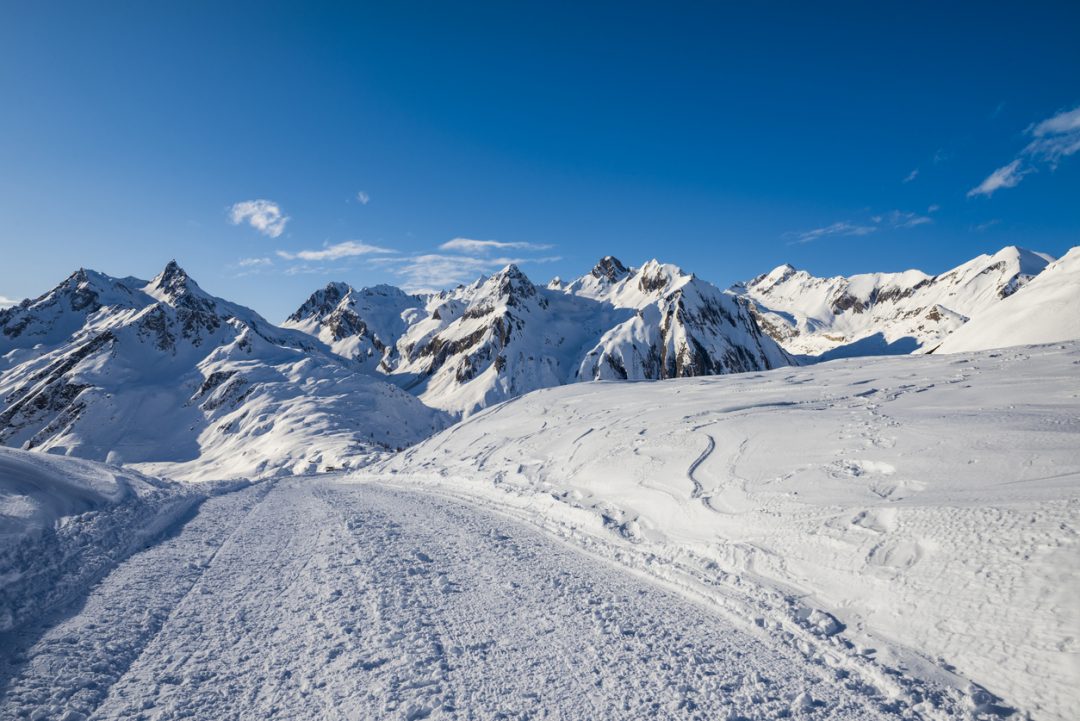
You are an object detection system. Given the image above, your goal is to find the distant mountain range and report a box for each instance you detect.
[284,256,789,415]
[732,245,1054,359]
[2,245,1075,478]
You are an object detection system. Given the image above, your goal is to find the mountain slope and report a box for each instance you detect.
[0,262,449,480]
[734,246,1054,358]
[935,246,1080,353]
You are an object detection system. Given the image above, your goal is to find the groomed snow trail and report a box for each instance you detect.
[1,477,925,720]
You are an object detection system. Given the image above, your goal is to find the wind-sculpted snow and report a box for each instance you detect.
[0,262,449,481]
[734,245,1058,358]
[936,247,1080,353]
[379,342,1080,721]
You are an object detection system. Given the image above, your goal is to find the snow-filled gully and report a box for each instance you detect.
[0,476,987,721]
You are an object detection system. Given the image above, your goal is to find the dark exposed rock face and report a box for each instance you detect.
[591,256,630,283]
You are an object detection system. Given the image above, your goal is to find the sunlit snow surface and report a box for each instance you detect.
[380,341,1080,721]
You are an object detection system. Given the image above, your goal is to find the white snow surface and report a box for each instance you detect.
[0,263,449,481]
[935,246,1080,354]
[1,476,989,720]
[378,342,1080,721]
[735,245,1055,358]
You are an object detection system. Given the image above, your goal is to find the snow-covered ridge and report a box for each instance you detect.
[378,342,1080,721]
[0,262,449,481]
[288,257,791,416]
[734,245,1057,358]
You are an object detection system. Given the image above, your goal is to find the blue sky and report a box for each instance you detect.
[1,1,1078,321]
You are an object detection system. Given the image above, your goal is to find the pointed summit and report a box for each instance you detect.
[287,281,355,324]
[591,256,630,283]
[148,260,204,299]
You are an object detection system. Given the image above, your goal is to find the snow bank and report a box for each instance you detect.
[0,447,203,633]
[376,342,1080,721]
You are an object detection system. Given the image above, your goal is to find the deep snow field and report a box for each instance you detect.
[378,341,1080,721]
[0,342,1077,720]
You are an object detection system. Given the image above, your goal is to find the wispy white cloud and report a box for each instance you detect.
[1025,104,1080,167]
[902,168,919,183]
[967,159,1029,198]
[439,237,553,253]
[373,253,561,291]
[276,240,395,262]
[228,199,289,238]
[356,190,370,205]
[927,204,940,213]
[237,257,273,268]
[792,210,932,244]
[230,257,274,278]
[0,294,20,308]
[970,103,1080,197]
[793,222,877,244]
[973,219,1002,232]
[874,210,933,229]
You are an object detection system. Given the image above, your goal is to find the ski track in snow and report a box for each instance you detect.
[0,477,947,721]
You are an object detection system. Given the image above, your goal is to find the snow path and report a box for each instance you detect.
[1,477,929,720]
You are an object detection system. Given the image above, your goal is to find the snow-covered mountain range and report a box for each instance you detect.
[733,245,1055,358]
[0,262,448,481]
[2,246,1076,477]
[285,257,791,415]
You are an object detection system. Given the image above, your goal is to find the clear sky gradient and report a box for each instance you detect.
[2,1,1078,320]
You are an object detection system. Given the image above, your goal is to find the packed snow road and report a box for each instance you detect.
[0,476,939,721]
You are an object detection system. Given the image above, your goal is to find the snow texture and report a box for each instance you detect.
[380,342,1080,721]
[0,477,985,720]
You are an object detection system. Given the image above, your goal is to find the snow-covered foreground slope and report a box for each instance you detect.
[379,343,1080,721]
[735,245,1055,358]
[0,263,449,480]
[1,477,977,720]
[936,247,1080,354]
[0,447,203,633]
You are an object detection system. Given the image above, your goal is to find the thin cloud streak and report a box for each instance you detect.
[276,240,396,262]
[439,238,553,253]
[792,210,932,244]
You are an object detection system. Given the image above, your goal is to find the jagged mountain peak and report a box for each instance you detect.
[287,282,355,323]
[636,259,693,295]
[591,256,630,282]
[478,264,537,303]
[146,260,213,307]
